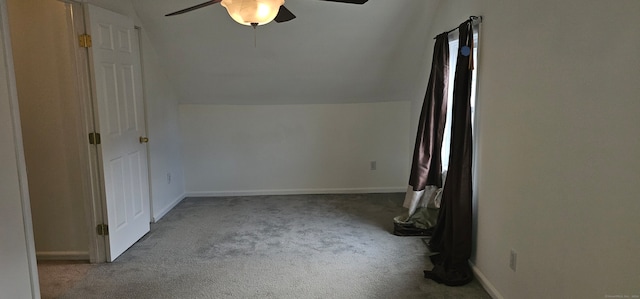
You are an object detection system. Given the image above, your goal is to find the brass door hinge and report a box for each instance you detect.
[96,224,109,236]
[79,34,92,48]
[88,132,101,145]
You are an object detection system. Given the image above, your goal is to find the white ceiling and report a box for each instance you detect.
[131,0,441,104]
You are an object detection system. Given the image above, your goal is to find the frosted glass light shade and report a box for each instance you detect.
[221,0,285,26]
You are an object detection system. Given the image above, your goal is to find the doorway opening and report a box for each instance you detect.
[7,0,152,273]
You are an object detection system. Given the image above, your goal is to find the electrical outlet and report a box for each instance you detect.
[509,249,517,272]
[370,161,377,170]
[167,172,172,185]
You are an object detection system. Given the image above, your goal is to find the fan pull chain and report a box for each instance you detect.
[251,23,258,48]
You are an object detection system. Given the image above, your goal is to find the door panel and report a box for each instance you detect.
[87,4,150,262]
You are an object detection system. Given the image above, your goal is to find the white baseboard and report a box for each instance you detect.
[470,261,504,299]
[152,192,186,223]
[186,187,406,197]
[36,251,89,261]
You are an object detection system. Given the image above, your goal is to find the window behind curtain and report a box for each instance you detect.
[441,29,479,171]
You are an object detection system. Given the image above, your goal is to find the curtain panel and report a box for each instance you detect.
[393,33,449,236]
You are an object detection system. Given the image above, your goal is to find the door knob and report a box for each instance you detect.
[139,136,149,143]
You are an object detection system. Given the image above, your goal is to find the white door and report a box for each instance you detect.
[86,4,150,262]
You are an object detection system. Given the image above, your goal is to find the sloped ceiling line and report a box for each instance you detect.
[132,0,441,105]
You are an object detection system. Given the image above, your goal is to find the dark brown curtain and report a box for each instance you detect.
[392,33,449,237]
[425,20,475,286]
[408,33,449,191]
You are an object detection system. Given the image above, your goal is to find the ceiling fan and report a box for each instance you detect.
[165,0,368,27]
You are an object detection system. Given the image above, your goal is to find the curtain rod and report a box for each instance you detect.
[433,16,483,39]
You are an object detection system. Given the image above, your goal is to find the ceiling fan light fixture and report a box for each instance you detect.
[221,0,285,26]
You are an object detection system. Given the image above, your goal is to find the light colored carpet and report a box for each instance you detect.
[42,193,490,298]
[37,261,93,299]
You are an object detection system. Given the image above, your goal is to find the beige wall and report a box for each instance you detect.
[425,0,640,298]
[8,0,89,258]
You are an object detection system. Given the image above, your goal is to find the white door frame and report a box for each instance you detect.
[63,0,107,263]
[0,0,41,296]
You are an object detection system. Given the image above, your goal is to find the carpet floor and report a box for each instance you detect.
[40,193,491,299]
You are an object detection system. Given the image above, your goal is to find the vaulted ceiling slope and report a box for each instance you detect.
[132,0,439,104]
[131,0,441,105]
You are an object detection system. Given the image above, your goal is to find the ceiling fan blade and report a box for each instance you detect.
[165,0,222,16]
[318,0,368,4]
[274,5,296,23]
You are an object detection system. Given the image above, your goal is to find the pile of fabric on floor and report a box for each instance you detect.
[393,172,446,236]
